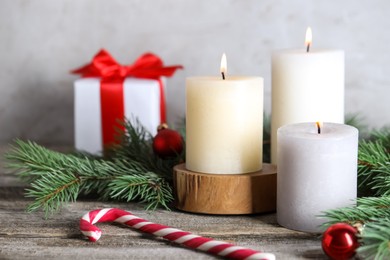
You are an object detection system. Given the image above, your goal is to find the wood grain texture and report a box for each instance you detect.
[173,163,277,214]
[0,146,328,259]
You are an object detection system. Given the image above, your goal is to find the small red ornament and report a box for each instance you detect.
[322,223,359,260]
[153,124,183,158]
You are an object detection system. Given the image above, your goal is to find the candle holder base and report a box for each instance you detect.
[173,163,277,215]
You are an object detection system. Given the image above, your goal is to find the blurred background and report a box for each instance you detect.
[1,0,389,145]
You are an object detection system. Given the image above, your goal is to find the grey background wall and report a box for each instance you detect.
[1,0,389,145]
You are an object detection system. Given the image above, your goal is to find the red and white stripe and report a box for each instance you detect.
[80,208,275,260]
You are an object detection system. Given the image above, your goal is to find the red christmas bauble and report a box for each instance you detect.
[322,223,359,260]
[153,124,183,158]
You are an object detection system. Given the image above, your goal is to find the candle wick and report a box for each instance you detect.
[306,43,310,53]
[316,122,321,134]
[221,72,225,80]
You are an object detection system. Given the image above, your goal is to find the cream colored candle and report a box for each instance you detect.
[271,28,344,164]
[186,58,263,174]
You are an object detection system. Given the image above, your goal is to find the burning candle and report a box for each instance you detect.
[186,54,264,174]
[271,28,345,164]
[276,122,358,233]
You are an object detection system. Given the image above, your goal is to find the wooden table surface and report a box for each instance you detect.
[0,146,327,260]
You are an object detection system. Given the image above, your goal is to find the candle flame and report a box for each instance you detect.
[316,121,323,134]
[305,27,312,52]
[220,53,227,78]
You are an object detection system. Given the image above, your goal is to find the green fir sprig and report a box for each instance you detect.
[358,219,390,260]
[322,196,390,226]
[358,135,390,197]
[5,121,178,216]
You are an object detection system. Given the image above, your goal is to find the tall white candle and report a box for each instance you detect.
[277,122,358,233]
[271,28,345,164]
[186,55,264,174]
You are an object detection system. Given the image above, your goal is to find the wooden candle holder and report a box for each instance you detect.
[173,163,277,215]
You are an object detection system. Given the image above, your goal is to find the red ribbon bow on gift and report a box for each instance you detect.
[72,49,183,149]
[71,49,183,80]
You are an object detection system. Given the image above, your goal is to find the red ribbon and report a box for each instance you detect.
[72,49,182,148]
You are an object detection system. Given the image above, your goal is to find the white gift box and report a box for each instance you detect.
[74,77,165,154]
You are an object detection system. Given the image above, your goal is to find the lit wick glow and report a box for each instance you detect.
[316,121,323,134]
[220,53,227,80]
[305,27,312,53]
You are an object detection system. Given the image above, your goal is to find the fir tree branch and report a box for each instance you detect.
[358,219,390,260]
[322,196,390,226]
[25,171,81,216]
[7,139,121,194]
[358,129,390,197]
[370,127,390,152]
[108,173,173,210]
[5,138,174,214]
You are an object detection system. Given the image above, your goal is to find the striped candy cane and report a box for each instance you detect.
[80,208,275,260]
